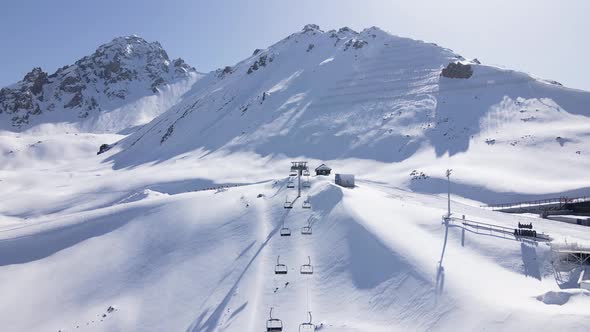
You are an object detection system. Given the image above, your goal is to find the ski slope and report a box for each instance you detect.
[0,148,589,331]
[0,24,590,331]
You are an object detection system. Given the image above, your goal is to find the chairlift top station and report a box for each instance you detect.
[290,161,309,174]
[315,163,331,176]
[286,161,311,203]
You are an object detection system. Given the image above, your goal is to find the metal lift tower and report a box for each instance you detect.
[290,161,309,198]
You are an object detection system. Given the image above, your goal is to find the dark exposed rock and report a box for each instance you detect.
[151,77,165,93]
[302,24,321,33]
[306,44,315,52]
[247,54,273,74]
[60,76,84,94]
[344,39,367,51]
[64,92,83,108]
[218,66,233,78]
[441,62,473,79]
[252,49,262,56]
[161,124,174,143]
[23,68,49,95]
[97,143,112,155]
[545,79,563,86]
[338,27,357,34]
[172,58,193,74]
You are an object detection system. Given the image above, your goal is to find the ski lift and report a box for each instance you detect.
[301,218,312,235]
[275,256,288,275]
[287,178,295,189]
[289,168,298,176]
[302,196,311,209]
[266,307,283,332]
[280,224,291,236]
[300,256,313,275]
[303,169,310,177]
[284,196,293,209]
[302,176,311,188]
[299,311,315,332]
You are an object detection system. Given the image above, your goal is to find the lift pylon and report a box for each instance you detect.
[290,161,309,198]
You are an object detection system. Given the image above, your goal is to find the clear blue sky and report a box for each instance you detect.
[1,0,588,90]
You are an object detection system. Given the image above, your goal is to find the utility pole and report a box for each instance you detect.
[446,169,453,219]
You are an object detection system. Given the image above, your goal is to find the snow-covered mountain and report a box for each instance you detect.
[111,24,590,178]
[1,25,590,332]
[0,35,201,133]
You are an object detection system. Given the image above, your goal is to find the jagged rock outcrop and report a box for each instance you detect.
[441,62,473,79]
[97,143,113,155]
[247,54,274,74]
[344,39,368,51]
[302,24,322,33]
[0,35,197,128]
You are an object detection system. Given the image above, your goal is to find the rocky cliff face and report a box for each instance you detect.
[0,36,197,129]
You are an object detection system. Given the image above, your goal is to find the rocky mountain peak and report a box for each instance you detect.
[22,67,49,95]
[91,35,169,63]
[302,24,322,33]
[0,35,197,130]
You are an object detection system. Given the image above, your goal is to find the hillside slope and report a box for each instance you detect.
[97,25,590,208]
[111,25,590,173]
[0,166,588,331]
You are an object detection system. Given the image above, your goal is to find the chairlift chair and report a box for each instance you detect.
[275,256,288,275]
[287,179,295,189]
[267,307,283,332]
[300,256,313,275]
[284,196,293,209]
[302,196,311,209]
[301,217,312,235]
[303,169,310,177]
[302,177,311,188]
[301,224,312,235]
[299,311,315,332]
[280,225,291,236]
